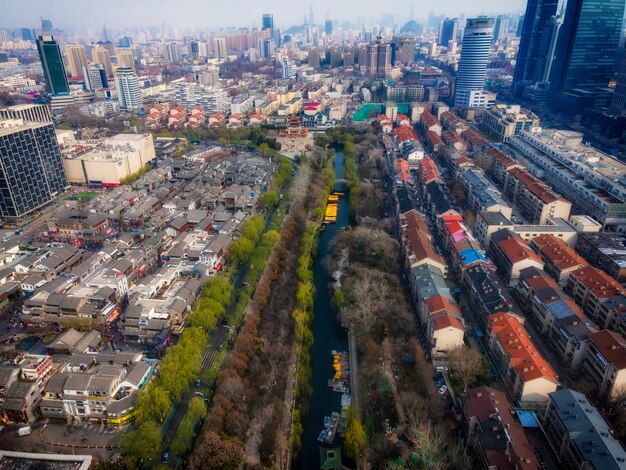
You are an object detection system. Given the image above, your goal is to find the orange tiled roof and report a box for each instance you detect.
[489,313,558,383]
[531,234,588,272]
[508,167,566,205]
[570,265,626,298]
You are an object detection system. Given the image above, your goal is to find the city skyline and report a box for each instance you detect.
[1,0,526,30]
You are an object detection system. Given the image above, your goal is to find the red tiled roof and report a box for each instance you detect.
[464,386,540,470]
[570,265,626,298]
[508,167,566,205]
[432,312,465,331]
[461,128,488,147]
[588,330,626,370]
[426,130,444,147]
[489,312,558,383]
[486,147,518,169]
[420,111,439,128]
[442,129,462,144]
[426,294,462,317]
[495,233,543,265]
[531,234,588,272]
[393,124,418,142]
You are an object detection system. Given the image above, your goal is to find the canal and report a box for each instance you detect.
[294,151,351,469]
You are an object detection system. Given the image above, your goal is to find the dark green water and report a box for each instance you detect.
[293,151,351,469]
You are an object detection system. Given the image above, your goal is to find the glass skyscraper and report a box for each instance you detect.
[0,120,69,219]
[512,0,559,95]
[262,14,274,31]
[455,18,494,107]
[36,35,70,95]
[438,18,458,46]
[549,0,625,95]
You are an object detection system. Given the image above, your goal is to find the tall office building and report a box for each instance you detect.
[492,15,509,43]
[391,36,416,65]
[438,18,458,46]
[609,49,626,115]
[0,104,52,122]
[64,45,88,78]
[116,49,135,73]
[115,67,142,111]
[262,14,274,32]
[189,41,200,60]
[343,47,355,66]
[20,28,34,41]
[36,35,70,95]
[41,19,53,31]
[83,64,108,91]
[308,47,321,67]
[377,42,392,75]
[548,0,626,112]
[0,117,69,219]
[455,18,495,108]
[512,0,559,95]
[325,19,333,35]
[261,38,274,59]
[92,46,113,77]
[213,37,227,60]
[281,59,295,78]
[165,42,181,64]
[366,42,378,74]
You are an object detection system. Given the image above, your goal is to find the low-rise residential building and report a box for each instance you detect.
[486,146,523,187]
[566,265,626,331]
[488,229,544,286]
[464,264,512,328]
[517,267,595,369]
[576,232,626,282]
[503,167,572,225]
[582,330,626,398]
[456,168,512,219]
[481,104,539,142]
[461,386,540,469]
[542,389,626,469]
[487,312,558,405]
[530,234,589,287]
[475,211,515,249]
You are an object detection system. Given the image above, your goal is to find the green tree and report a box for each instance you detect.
[228,237,254,266]
[120,421,162,467]
[134,383,171,425]
[345,408,366,460]
[261,189,279,208]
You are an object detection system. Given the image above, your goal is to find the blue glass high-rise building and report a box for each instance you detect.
[0,119,69,219]
[438,18,458,46]
[262,14,274,31]
[511,0,559,95]
[548,0,626,112]
[36,35,70,95]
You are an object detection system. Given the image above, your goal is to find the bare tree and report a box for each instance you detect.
[407,422,449,470]
[447,346,485,393]
[343,269,390,334]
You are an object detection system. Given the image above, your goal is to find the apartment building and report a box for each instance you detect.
[542,389,626,469]
[503,167,572,225]
[510,129,626,230]
[582,330,626,398]
[487,312,558,405]
[488,229,544,286]
[481,104,539,142]
[456,168,512,218]
[530,234,589,287]
[517,267,595,369]
[576,232,626,282]
[486,146,522,187]
[461,386,540,469]
[566,265,626,331]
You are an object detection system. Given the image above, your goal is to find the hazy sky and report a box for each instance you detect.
[2,0,525,30]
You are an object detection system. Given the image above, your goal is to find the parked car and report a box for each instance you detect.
[161,451,170,464]
[438,385,448,395]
